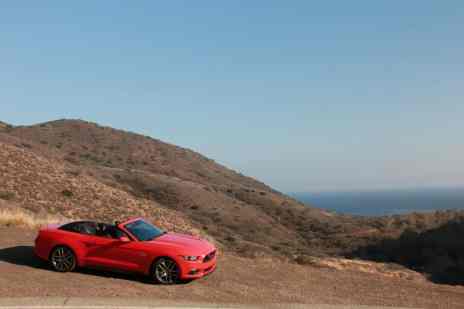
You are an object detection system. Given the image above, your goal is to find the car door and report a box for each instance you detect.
[83,227,146,272]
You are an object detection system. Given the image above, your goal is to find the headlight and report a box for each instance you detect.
[181,255,200,261]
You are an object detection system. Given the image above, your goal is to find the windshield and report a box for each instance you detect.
[124,219,165,241]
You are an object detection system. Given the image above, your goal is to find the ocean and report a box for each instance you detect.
[290,187,464,216]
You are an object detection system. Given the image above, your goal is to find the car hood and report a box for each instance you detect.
[147,233,215,255]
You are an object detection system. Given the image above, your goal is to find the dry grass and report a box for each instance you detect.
[0,207,67,229]
[300,256,425,281]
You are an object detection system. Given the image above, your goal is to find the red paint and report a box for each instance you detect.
[34,218,217,280]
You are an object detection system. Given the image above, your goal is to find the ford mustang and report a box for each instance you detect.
[34,217,217,284]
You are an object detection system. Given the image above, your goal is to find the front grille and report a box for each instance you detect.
[203,250,216,263]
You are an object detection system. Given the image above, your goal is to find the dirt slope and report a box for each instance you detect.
[0,141,196,235]
[1,227,464,308]
[4,119,370,258]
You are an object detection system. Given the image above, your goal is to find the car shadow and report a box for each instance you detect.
[0,245,192,285]
[0,246,45,268]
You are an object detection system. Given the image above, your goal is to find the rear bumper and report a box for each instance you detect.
[33,243,49,261]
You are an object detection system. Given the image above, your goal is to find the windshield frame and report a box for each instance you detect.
[123,219,166,241]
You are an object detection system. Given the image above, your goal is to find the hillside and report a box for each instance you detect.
[9,119,272,190]
[0,141,196,235]
[2,119,464,268]
[353,217,464,285]
[3,119,363,257]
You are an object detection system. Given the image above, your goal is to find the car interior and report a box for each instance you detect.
[60,221,128,240]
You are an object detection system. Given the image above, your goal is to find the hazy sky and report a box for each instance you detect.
[1,1,463,192]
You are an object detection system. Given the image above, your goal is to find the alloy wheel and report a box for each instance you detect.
[50,246,76,272]
[154,258,179,284]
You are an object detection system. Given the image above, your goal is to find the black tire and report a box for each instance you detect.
[49,246,77,273]
[152,257,180,285]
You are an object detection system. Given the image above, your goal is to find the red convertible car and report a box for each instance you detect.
[34,217,217,284]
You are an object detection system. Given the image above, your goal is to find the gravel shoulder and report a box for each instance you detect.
[0,228,463,308]
[0,297,419,309]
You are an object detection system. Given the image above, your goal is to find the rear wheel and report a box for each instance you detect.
[50,246,76,272]
[153,257,180,285]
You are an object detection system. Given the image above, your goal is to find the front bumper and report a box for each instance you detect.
[179,257,217,279]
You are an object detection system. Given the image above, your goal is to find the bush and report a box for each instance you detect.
[61,190,73,198]
[295,255,318,266]
[0,191,15,200]
[352,219,464,284]
[0,208,65,228]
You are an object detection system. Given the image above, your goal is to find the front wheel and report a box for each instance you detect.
[50,246,76,272]
[152,257,180,285]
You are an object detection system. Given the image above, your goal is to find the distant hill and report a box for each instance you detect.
[2,118,464,263]
[9,119,272,190]
[0,121,12,131]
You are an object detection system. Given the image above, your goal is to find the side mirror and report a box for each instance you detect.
[119,236,131,243]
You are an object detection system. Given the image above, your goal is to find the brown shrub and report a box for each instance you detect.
[0,207,67,228]
[0,191,15,201]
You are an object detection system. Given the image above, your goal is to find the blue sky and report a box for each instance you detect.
[1,1,463,192]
